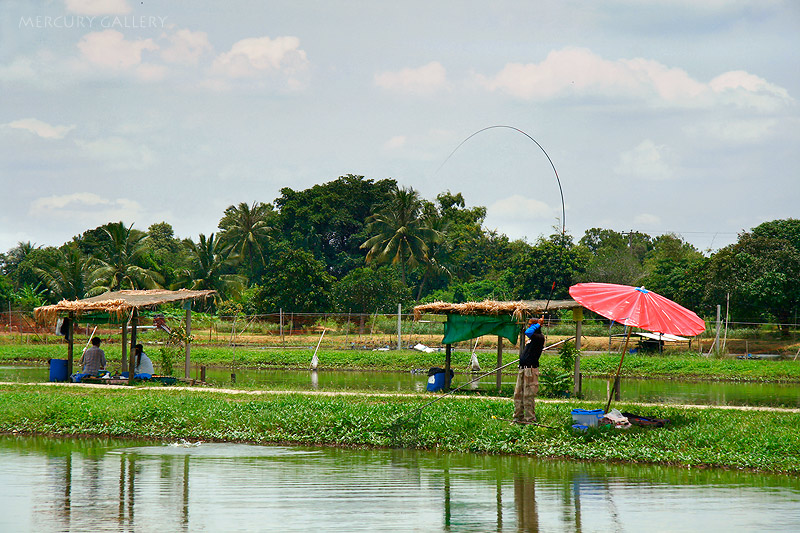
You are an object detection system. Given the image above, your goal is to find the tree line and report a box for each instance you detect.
[1,175,798,329]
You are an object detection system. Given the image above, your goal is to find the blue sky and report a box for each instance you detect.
[1,0,798,254]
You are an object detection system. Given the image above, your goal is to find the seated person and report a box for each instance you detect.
[134,343,154,378]
[73,337,106,382]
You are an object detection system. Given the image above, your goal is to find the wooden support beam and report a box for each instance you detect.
[185,304,192,379]
[128,309,138,385]
[67,311,75,376]
[444,343,452,392]
[121,320,128,373]
[496,336,503,392]
[573,307,583,397]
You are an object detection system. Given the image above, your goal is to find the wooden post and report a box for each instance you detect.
[128,309,138,385]
[444,343,452,391]
[67,311,75,376]
[397,303,402,350]
[496,336,503,392]
[573,307,583,397]
[121,321,128,373]
[184,301,192,379]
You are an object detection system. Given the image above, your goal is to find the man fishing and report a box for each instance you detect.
[513,316,545,424]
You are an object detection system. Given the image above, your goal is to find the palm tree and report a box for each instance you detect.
[360,187,436,286]
[176,233,245,303]
[34,243,96,301]
[91,222,163,293]
[2,241,38,277]
[218,201,273,279]
[415,210,454,300]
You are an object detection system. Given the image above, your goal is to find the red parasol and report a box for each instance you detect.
[568,282,706,412]
[568,283,705,336]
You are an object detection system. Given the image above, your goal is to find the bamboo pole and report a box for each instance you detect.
[604,326,632,414]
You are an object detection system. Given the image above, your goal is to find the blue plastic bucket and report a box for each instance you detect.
[49,359,69,382]
[427,372,445,392]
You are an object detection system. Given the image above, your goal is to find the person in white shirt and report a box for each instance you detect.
[134,343,155,377]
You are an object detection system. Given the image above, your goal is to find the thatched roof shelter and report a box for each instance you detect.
[34,289,217,323]
[413,298,585,394]
[413,299,581,322]
[34,289,216,384]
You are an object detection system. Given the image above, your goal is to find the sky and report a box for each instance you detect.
[1,0,798,256]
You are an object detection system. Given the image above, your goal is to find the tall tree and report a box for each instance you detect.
[274,175,397,278]
[218,201,274,281]
[33,243,96,301]
[92,222,163,293]
[253,242,333,313]
[361,186,436,286]
[177,233,245,304]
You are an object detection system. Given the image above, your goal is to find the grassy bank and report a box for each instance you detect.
[1,384,798,474]
[3,343,800,383]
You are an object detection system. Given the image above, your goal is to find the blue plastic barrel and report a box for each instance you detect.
[427,372,445,392]
[49,359,69,382]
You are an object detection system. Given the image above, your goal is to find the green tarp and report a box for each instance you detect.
[442,314,521,345]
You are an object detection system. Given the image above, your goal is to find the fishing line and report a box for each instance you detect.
[435,125,566,235]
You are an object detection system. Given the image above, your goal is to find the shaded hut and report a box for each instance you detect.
[413,299,584,392]
[34,289,216,384]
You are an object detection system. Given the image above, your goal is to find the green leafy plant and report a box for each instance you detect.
[538,367,572,397]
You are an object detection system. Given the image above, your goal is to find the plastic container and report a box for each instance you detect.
[571,408,604,427]
[48,359,69,382]
[427,372,445,392]
[426,368,454,392]
[571,424,588,432]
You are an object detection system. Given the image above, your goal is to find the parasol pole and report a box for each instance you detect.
[604,325,632,414]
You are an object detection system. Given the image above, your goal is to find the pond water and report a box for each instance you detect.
[1,435,798,532]
[3,364,800,407]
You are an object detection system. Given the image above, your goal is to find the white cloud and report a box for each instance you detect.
[374,62,447,95]
[633,213,661,226]
[65,0,131,16]
[709,70,792,112]
[161,29,213,65]
[211,36,308,79]
[684,118,778,143]
[477,47,793,110]
[383,135,407,150]
[487,194,559,221]
[77,30,158,70]
[614,140,676,181]
[29,192,143,225]
[75,136,156,170]
[6,118,76,139]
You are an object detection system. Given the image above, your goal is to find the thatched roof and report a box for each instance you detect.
[34,289,217,323]
[413,299,581,322]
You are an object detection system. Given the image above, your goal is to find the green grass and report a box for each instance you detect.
[4,343,800,383]
[1,383,798,474]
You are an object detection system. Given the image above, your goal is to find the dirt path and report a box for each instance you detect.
[4,381,800,414]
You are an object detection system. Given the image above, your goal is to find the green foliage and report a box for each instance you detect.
[538,367,572,397]
[361,186,436,287]
[505,231,583,300]
[12,283,47,312]
[175,233,245,306]
[90,222,164,293]
[330,266,411,313]
[558,340,579,372]
[218,201,274,282]
[254,243,333,313]
[275,175,396,278]
[3,386,798,473]
[32,243,96,302]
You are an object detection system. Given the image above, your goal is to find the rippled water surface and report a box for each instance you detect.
[1,435,799,532]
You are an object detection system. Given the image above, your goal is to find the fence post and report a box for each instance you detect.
[397,303,402,350]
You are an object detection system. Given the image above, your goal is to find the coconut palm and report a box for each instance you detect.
[176,233,245,303]
[218,201,273,279]
[91,222,163,293]
[34,243,96,301]
[360,187,436,286]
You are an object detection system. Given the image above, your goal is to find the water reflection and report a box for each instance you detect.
[2,436,799,532]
